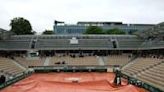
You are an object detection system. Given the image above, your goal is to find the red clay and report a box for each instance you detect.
[1,73,147,92]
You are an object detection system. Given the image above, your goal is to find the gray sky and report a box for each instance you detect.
[0,0,164,33]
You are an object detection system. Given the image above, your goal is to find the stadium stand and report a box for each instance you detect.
[103,54,132,66]
[36,39,70,49]
[0,34,163,51]
[122,57,164,91]
[136,22,164,39]
[78,39,113,49]
[49,56,99,66]
[140,40,164,49]
[0,40,31,50]
[35,35,114,50]
[14,57,45,68]
[0,57,25,78]
[0,35,36,50]
[117,38,144,49]
[0,41,6,49]
[0,35,152,50]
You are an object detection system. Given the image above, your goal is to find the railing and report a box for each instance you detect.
[0,71,33,89]
[121,73,163,92]
[29,65,120,72]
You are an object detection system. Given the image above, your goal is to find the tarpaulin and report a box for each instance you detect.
[1,73,147,92]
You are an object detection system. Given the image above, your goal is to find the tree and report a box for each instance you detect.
[84,26,104,34]
[42,30,54,35]
[10,17,35,35]
[106,28,126,35]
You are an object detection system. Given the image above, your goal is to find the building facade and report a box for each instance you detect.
[54,21,155,35]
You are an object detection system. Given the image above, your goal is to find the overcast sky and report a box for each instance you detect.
[0,0,164,33]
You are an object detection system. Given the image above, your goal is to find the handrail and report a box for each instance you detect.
[0,71,33,89]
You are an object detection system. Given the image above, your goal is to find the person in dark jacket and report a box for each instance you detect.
[0,75,6,85]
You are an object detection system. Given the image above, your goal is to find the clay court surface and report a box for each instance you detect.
[1,73,147,92]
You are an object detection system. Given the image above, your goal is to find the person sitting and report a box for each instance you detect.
[55,61,61,65]
[62,61,65,64]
